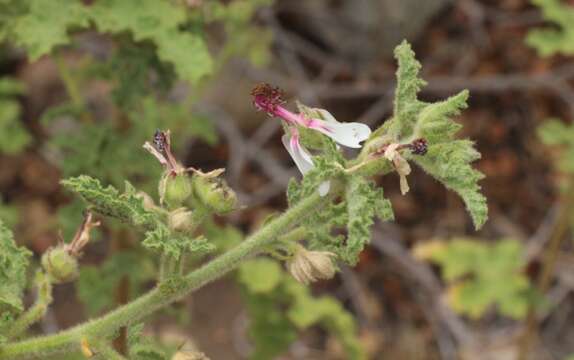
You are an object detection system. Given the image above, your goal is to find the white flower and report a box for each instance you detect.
[281,129,330,196]
[303,109,372,148]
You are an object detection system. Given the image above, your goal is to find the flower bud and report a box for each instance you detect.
[287,245,336,284]
[160,172,193,208]
[192,171,237,214]
[41,246,79,284]
[168,208,195,233]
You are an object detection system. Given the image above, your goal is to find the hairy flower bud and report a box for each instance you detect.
[287,245,336,285]
[160,172,193,208]
[41,246,79,284]
[192,170,237,214]
[168,208,195,233]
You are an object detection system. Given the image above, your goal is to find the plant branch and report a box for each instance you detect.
[6,272,53,340]
[0,191,328,360]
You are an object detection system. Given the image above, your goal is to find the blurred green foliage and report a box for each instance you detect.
[527,0,574,56]
[414,238,533,319]
[0,78,30,154]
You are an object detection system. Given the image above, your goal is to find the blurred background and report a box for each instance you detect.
[1,0,574,359]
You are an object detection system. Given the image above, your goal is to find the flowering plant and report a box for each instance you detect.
[0,41,486,359]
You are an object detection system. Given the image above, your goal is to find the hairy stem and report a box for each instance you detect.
[6,272,53,340]
[0,191,326,359]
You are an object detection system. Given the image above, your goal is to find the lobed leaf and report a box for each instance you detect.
[61,176,157,228]
[382,41,487,229]
[0,219,32,315]
[526,0,574,56]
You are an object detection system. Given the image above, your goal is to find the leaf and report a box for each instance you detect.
[389,40,427,140]
[12,0,89,60]
[526,0,574,56]
[344,176,392,265]
[238,258,364,360]
[414,141,487,229]
[417,238,532,319]
[238,259,283,294]
[0,78,31,154]
[90,0,212,82]
[61,176,157,228]
[382,41,487,229]
[142,225,214,259]
[0,219,32,315]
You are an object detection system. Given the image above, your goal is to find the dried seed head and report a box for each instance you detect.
[287,245,336,285]
[168,208,195,233]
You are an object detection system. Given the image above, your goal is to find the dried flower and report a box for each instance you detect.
[168,208,194,233]
[287,244,337,284]
[42,212,100,284]
[384,143,412,195]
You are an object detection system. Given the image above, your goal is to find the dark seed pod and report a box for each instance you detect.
[409,138,428,155]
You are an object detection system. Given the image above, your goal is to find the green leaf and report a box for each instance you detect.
[381,41,487,229]
[0,78,31,154]
[418,238,532,319]
[61,176,157,228]
[12,0,90,60]
[238,258,364,360]
[389,40,427,140]
[344,176,392,265]
[238,259,283,294]
[90,0,212,82]
[413,141,487,229]
[526,0,574,56]
[142,225,214,259]
[77,251,155,315]
[0,219,32,315]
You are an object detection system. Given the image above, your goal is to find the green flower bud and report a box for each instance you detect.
[41,246,79,284]
[192,172,237,214]
[160,172,193,208]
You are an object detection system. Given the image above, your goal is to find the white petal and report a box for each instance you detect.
[315,108,338,123]
[282,134,314,175]
[310,119,371,148]
[282,134,330,197]
[318,181,330,196]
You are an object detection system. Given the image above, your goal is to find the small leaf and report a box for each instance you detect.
[238,259,283,294]
[61,176,157,229]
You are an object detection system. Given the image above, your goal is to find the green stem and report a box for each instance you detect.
[90,339,126,360]
[6,272,53,340]
[0,191,327,360]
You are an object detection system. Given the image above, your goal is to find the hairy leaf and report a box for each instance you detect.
[344,176,393,265]
[142,225,215,259]
[61,176,157,228]
[383,41,487,229]
[0,219,32,315]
